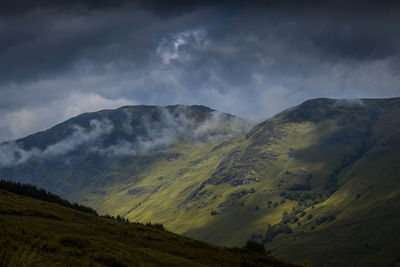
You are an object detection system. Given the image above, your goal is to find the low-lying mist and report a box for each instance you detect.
[0,106,252,167]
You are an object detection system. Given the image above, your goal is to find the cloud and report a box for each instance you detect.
[0,119,113,167]
[0,142,38,167]
[0,1,399,140]
[96,106,251,157]
[331,99,365,108]
[42,119,113,157]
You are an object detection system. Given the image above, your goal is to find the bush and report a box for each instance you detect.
[262,223,292,243]
[145,222,165,230]
[316,214,336,225]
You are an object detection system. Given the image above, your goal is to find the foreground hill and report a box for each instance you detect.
[1,98,400,266]
[0,181,297,266]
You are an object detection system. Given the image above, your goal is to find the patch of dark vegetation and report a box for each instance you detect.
[229,188,256,200]
[259,150,281,160]
[281,208,302,225]
[231,178,260,186]
[101,214,166,231]
[145,222,165,230]
[315,214,336,225]
[288,183,311,191]
[189,159,202,166]
[243,240,265,254]
[186,172,259,203]
[0,179,98,216]
[177,169,187,176]
[262,223,293,243]
[309,214,336,230]
[283,170,297,176]
[127,187,146,195]
[101,214,130,223]
[166,152,181,162]
[152,185,163,193]
[194,189,213,200]
[210,140,232,152]
[279,190,329,207]
[252,204,331,244]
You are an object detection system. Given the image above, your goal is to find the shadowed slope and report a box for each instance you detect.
[0,184,298,267]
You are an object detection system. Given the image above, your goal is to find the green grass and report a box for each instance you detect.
[0,189,299,266]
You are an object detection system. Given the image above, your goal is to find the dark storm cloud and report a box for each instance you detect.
[0,0,399,141]
[0,0,131,15]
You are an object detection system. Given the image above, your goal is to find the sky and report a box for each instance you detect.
[0,0,399,142]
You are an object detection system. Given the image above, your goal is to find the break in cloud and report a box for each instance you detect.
[156,29,208,65]
[0,0,399,141]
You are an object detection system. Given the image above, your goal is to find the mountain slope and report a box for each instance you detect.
[242,98,400,266]
[1,98,400,266]
[0,183,297,266]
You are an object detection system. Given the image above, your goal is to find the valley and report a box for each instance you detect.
[1,97,400,266]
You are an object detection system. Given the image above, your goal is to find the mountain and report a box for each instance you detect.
[1,98,400,266]
[0,180,297,266]
[0,104,249,198]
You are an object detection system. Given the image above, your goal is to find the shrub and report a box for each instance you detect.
[262,223,292,243]
[145,222,165,230]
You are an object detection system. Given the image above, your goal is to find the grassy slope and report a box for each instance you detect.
[75,98,400,266]
[265,98,400,266]
[0,189,298,267]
